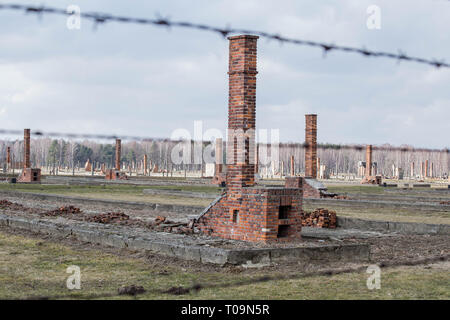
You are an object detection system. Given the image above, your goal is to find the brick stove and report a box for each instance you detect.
[17,129,41,183]
[195,35,303,242]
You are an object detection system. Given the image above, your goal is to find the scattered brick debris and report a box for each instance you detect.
[43,206,82,216]
[0,199,26,210]
[149,216,193,234]
[333,195,350,200]
[154,215,166,226]
[117,285,146,296]
[302,208,337,229]
[85,212,130,224]
[439,201,450,205]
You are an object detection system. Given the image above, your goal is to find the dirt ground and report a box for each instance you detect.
[0,192,448,265]
[0,179,449,300]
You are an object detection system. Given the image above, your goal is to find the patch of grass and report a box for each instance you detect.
[326,185,386,195]
[0,231,448,300]
[0,184,217,207]
[0,183,220,194]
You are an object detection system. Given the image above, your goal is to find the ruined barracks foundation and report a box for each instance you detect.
[196,35,303,242]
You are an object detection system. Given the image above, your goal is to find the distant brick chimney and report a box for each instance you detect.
[6,146,10,165]
[115,139,121,171]
[144,154,148,175]
[305,115,317,178]
[24,129,31,168]
[365,145,372,178]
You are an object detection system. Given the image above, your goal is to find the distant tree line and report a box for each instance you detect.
[0,138,448,177]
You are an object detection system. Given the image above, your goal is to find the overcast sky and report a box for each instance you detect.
[0,0,449,148]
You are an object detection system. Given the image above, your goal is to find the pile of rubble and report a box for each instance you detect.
[42,206,82,216]
[84,212,130,224]
[149,216,193,235]
[321,193,350,200]
[332,195,350,200]
[302,208,337,229]
[0,199,27,211]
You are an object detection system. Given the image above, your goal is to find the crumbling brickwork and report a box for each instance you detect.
[196,35,303,242]
[302,181,322,198]
[305,114,317,178]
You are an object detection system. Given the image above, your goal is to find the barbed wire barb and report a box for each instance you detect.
[1,3,449,69]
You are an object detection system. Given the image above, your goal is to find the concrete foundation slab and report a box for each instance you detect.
[0,213,370,266]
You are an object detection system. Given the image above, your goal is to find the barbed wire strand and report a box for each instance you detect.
[0,129,448,153]
[0,3,449,69]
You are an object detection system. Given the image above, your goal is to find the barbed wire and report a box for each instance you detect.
[0,129,448,153]
[0,3,449,69]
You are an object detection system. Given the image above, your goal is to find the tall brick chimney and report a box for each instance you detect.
[365,145,372,178]
[24,129,31,168]
[215,138,223,174]
[421,162,424,178]
[144,154,148,175]
[305,114,317,178]
[6,146,10,165]
[255,144,259,174]
[115,139,121,171]
[195,34,303,242]
[290,155,295,176]
[226,35,258,191]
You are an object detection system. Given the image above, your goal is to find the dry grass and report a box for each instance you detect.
[0,231,448,300]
